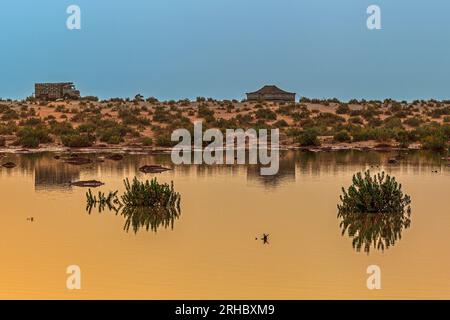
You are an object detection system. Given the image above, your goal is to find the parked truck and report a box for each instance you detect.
[34,82,81,100]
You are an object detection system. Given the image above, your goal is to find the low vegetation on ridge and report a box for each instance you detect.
[0,96,449,151]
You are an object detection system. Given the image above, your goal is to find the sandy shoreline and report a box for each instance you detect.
[0,142,421,155]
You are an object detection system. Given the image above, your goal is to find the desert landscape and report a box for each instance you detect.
[1,95,450,154]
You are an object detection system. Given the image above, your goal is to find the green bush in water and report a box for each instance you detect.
[86,177,181,233]
[337,171,412,253]
[121,177,181,209]
[338,171,411,215]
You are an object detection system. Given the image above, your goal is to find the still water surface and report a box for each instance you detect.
[0,150,449,299]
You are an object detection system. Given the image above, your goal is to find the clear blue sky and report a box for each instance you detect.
[1,0,450,101]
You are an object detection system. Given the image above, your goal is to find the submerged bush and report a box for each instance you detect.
[338,171,411,215]
[337,171,412,253]
[122,177,181,209]
[86,177,182,233]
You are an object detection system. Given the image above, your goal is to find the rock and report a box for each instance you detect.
[2,162,16,168]
[70,180,105,187]
[388,158,398,164]
[107,154,124,161]
[139,165,172,174]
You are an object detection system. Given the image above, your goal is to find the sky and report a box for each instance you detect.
[1,0,450,101]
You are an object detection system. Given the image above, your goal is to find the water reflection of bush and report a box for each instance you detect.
[120,206,181,234]
[338,209,412,253]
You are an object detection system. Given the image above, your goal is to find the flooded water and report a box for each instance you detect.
[0,150,449,299]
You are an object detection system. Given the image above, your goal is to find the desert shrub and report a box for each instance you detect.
[18,135,40,148]
[141,137,153,146]
[395,130,413,148]
[373,128,395,142]
[337,171,412,253]
[367,117,382,127]
[383,116,403,129]
[16,126,52,148]
[19,117,43,126]
[146,97,159,104]
[49,121,74,135]
[77,123,96,134]
[291,110,311,121]
[273,119,288,127]
[298,129,320,147]
[349,109,362,117]
[351,128,376,142]
[421,134,447,151]
[338,171,411,215]
[299,97,311,103]
[404,117,422,127]
[61,134,95,147]
[55,105,66,112]
[118,108,150,126]
[1,109,19,121]
[333,130,352,143]
[255,108,277,120]
[94,120,130,144]
[277,104,297,115]
[348,116,363,125]
[314,112,345,127]
[81,96,99,102]
[121,177,181,209]
[336,104,350,114]
[197,105,215,119]
[156,134,176,147]
[104,134,122,144]
[0,122,17,135]
[153,106,171,123]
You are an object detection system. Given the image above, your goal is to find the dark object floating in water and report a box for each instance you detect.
[261,233,270,244]
[139,165,171,174]
[2,162,16,168]
[387,158,397,164]
[71,180,105,188]
[27,217,34,222]
[107,154,124,161]
[64,157,93,165]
